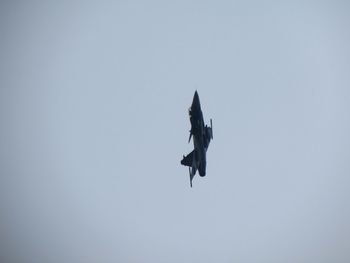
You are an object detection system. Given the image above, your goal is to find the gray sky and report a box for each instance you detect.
[1,1,350,262]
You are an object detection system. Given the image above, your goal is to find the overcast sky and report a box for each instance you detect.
[1,1,350,262]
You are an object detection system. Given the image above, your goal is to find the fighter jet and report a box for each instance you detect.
[181,91,213,187]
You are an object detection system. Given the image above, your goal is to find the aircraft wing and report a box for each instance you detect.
[180,150,194,167]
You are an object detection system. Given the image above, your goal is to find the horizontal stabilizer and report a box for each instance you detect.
[181,150,194,167]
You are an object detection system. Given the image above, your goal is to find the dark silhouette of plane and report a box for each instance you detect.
[181,91,213,187]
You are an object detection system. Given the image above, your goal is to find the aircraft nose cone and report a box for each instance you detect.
[192,90,200,109]
[194,90,199,101]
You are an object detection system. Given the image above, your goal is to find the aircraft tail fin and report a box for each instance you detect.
[189,167,193,187]
[181,151,196,187]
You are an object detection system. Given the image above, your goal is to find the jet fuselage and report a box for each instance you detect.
[181,91,213,186]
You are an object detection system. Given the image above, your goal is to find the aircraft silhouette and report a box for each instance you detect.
[181,91,213,187]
